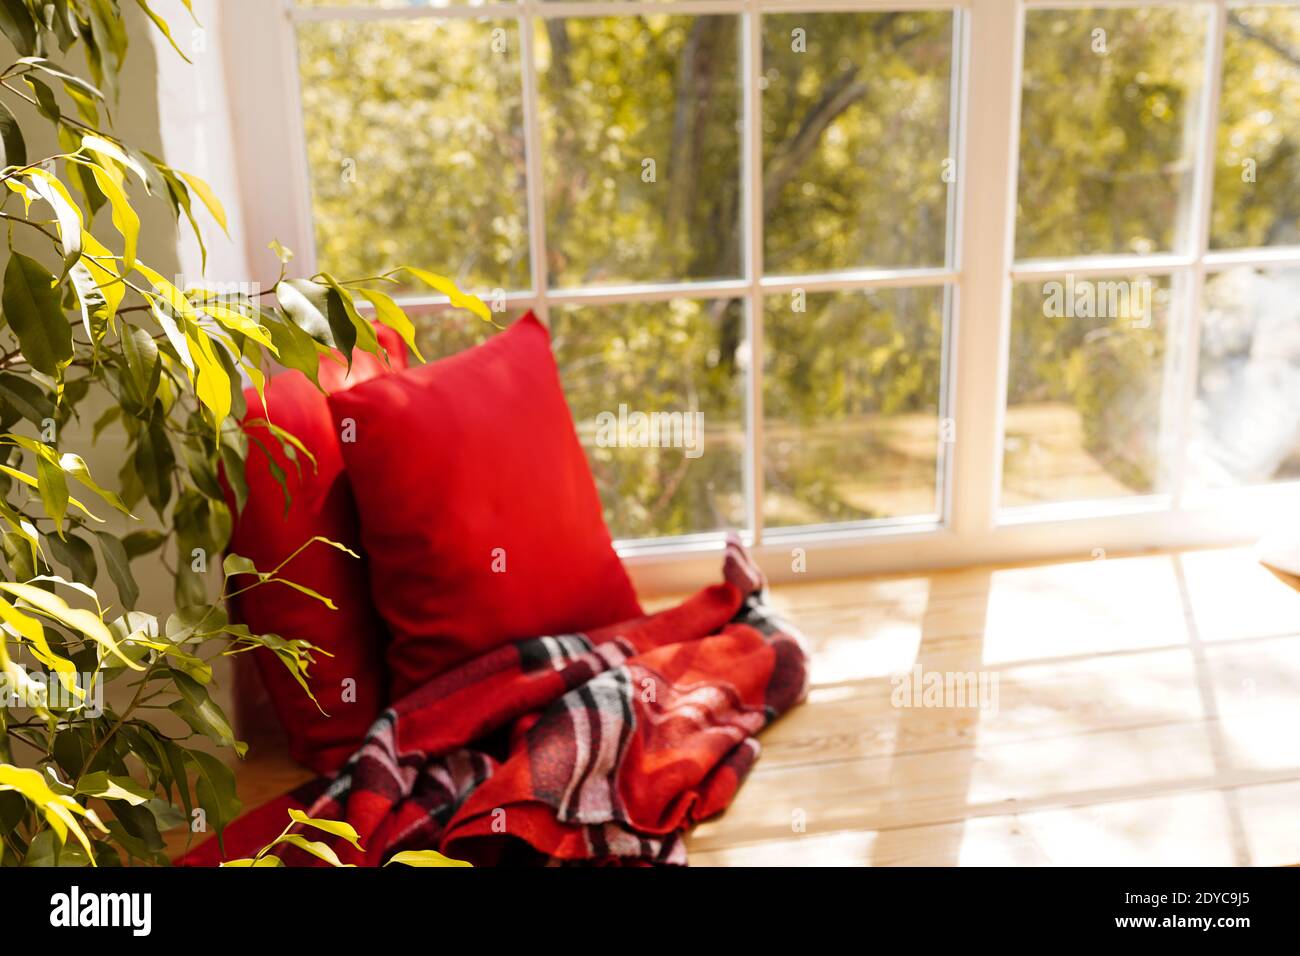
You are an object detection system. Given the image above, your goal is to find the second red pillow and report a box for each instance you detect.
[329,313,642,697]
[229,329,406,773]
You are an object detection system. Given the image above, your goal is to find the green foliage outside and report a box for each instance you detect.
[296,5,1298,532]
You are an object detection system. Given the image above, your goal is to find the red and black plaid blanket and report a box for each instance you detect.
[181,539,808,866]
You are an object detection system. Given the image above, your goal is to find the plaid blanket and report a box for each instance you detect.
[180,538,808,866]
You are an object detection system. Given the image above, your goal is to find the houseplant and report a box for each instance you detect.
[0,0,485,866]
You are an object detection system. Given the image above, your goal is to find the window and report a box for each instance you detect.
[225,0,1300,576]
[282,0,962,546]
[1005,2,1300,515]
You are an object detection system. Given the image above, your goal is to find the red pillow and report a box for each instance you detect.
[229,328,406,773]
[329,312,641,697]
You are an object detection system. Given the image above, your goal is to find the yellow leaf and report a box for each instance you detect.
[0,465,103,523]
[0,582,142,670]
[400,268,491,323]
[84,161,139,273]
[385,849,473,867]
[196,299,278,354]
[188,327,232,430]
[220,856,283,867]
[135,263,196,320]
[79,134,150,188]
[357,288,425,363]
[274,833,354,867]
[288,809,364,851]
[79,232,126,330]
[179,171,228,235]
[0,596,81,699]
[0,765,106,864]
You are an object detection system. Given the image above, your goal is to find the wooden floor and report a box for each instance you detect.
[222,545,1300,866]
[685,546,1300,866]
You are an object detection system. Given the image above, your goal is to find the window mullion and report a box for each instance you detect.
[744,4,766,548]
[948,0,1023,536]
[1173,0,1229,508]
[519,4,551,324]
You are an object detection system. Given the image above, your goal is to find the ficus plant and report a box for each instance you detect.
[0,1,487,866]
[219,809,470,869]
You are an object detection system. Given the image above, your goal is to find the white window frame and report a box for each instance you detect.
[216,0,1300,593]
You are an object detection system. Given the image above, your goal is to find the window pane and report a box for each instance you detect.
[296,18,529,291]
[1188,268,1300,488]
[763,12,954,274]
[536,17,742,287]
[1003,275,1176,507]
[1015,7,1209,260]
[1213,5,1300,249]
[412,308,521,363]
[764,287,947,529]
[550,300,747,540]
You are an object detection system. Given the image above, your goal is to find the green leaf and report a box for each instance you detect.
[219,437,249,513]
[264,314,321,389]
[15,58,104,103]
[21,829,60,867]
[357,287,424,363]
[160,741,194,818]
[169,669,246,756]
[23,75,60,123]
[75,772,154,807]
[0,373,54,427]
[222,553,259,579]
[94,531,139,609]
[0,0,36,56]
[131,418,174,514]
[319,274,379,361]
[277,279,339,349]
[108,801,166,860]
[185,749,241,844]
[36,455,70,537]
[2,253,73,377]
[119,324,162,412]
[0,99,25,170]
[121,529,165,559]
[47,532,96,586]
